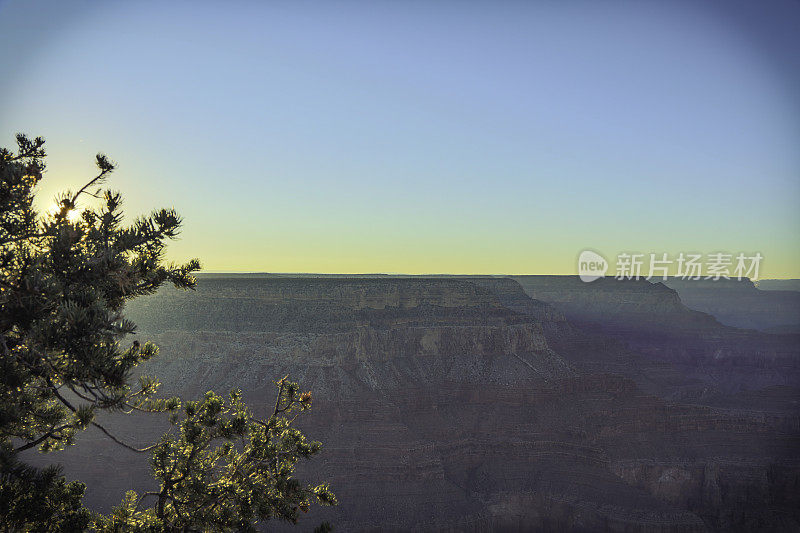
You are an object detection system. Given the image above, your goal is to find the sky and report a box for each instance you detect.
[1,0,799,277]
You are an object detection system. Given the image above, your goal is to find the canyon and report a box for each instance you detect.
[662,278,800,333]
[23,275,800,531]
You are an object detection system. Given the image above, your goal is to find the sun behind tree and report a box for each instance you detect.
[0,134,335,531]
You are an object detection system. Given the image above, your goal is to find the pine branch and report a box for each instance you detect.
[69,156,115,205]
[13,423,74,452]
[49,383,156,453]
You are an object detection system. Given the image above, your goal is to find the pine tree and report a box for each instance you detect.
[0,135,335,531]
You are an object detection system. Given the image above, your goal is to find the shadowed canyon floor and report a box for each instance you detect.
[23,275,800,531]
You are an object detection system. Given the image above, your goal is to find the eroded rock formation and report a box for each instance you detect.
[23,275,800,531]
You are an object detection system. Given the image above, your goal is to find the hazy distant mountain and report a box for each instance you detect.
[661,277,800,332]
[757,279,800,292]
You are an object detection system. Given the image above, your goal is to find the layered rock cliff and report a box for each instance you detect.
[662,277,800,332]
[512,275,800,400]
[127,277,571,394]
[22,275,800,531]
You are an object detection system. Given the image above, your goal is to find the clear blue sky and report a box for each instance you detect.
[1,0,798,276]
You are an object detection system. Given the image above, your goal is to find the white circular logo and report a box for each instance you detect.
[578,250,607,282]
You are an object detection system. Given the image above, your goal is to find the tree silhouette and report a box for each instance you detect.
[0,135,335,531]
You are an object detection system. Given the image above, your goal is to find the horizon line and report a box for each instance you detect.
[194,272,800,281]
